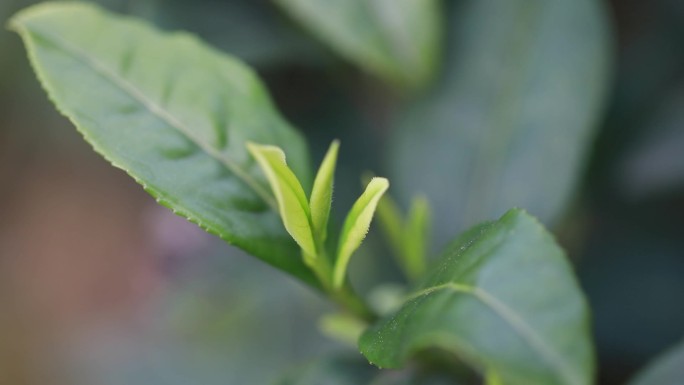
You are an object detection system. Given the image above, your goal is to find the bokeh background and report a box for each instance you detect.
[0,0,682,384]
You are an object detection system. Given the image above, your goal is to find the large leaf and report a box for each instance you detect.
[629,341,684,385]
[273,0,442,88]
[360,209,594,385]
[10,3,317,285]
[389,0,612,246]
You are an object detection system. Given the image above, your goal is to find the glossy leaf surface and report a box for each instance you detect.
[273,0,442,88]
[11,3,317,285]
[389,0,612,246]
[360,209,594,385]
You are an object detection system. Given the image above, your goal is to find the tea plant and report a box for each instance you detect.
[9,2,681,385]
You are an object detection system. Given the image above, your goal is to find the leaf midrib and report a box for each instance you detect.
[409,283,582,385]
[29,26,278,210]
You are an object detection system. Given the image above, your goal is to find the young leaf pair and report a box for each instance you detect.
[247,140,389,291]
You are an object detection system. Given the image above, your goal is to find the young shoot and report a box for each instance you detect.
[247,140,388,294]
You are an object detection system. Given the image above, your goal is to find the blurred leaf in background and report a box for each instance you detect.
[619,87,684,198]
[141,0,323,69]
[387,0,612,247]
[577,1,684,383]
[628,340,684,385]
[273,0,443,89]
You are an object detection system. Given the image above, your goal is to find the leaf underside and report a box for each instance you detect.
[11,3,318,286]
[360,209,594,385]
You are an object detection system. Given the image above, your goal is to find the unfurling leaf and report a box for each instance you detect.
[334,177,389,290]
[247,142,316,259]
[309,140,340,243]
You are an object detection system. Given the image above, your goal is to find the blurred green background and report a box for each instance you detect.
[0,0,682,384]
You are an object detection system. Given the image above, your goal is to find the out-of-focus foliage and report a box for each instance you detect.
[619,89,684,198]
[273,0,442,88]
[275,353,466,385]
[389,0,611,247]
[628,341,684,385]
[275,354,378,385]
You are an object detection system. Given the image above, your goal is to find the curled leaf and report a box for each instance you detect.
[333,177,389,289]
[247,142,316,258]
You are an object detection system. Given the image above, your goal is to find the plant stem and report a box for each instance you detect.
[308,249,377,323]
[332,284,377,323]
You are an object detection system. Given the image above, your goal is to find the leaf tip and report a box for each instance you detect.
[368,176,390,193]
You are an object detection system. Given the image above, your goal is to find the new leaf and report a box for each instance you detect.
[334,177,389,289]
[247,143,316,260]
[309,140,339,244]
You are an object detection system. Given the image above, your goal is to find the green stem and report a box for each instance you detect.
[332,284,376,323]
[307,249,377,323]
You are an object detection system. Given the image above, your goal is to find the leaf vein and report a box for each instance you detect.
[31,27,277,210]
[409,283,582,385]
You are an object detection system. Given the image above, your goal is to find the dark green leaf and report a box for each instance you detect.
[360,209,594,385]
[389,0,612,245]
[10,3,317,285]
[629,341,684,385]
[273,0,442,88]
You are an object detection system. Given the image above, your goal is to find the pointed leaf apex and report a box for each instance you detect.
[310,139,341,242]
[333,177,389,289]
